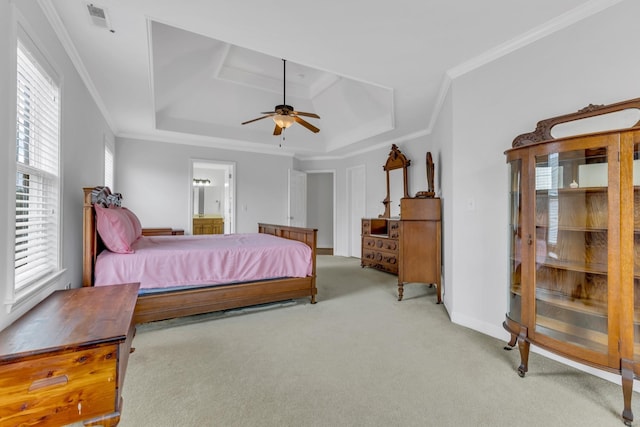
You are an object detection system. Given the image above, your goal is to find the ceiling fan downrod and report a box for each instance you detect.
[282,59,286,106]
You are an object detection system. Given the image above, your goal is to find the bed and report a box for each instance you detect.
[82,186,317,324]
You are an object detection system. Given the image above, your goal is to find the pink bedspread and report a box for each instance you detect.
[94,233,313,290]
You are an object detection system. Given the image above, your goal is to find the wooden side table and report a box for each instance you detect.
[0,283,139,427]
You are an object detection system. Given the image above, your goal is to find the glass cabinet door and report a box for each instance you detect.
[507,159,522,325]
[533,147,609,355]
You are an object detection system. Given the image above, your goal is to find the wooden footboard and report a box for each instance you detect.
[82,187,318,324]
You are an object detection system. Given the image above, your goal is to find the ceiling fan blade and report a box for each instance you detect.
[293,111,320,119]
[294,116,320,133]
[260,111,277,115]
[273,124,283,135]
[241,114,274,125]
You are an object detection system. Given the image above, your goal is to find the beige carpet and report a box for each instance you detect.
[116,256,636,426]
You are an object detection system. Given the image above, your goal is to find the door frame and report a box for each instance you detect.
[190,159,236,234]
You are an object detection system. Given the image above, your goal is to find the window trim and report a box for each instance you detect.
[4,10,65,311]
[104,135,114,189]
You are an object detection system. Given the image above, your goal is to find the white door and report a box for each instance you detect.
[288,169,307,227]
[347,165,366,258]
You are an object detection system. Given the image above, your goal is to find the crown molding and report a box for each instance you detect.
[116,130,299,158]
[37,0,117,133]
[447,0,626,79]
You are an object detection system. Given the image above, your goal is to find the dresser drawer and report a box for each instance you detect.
[362,219,371,235]
[388,220,400,239]
[363,236,398,253]
[362,249,399,274]
[0,345,118,427]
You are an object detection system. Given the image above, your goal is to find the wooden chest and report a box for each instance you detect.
[0,283,139,427]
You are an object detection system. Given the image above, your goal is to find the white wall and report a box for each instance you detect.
[0,1,113,330]
[426,89,453,309]
[447,0,640,339]
[115,138,295,233]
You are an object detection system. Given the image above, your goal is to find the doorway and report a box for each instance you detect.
[190,160,235,234]
[347,165,365,258]
[304,170,335,255]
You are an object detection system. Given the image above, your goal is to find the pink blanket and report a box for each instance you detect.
[94,233,313,290]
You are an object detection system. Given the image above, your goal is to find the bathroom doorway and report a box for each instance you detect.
[190,160,235,234]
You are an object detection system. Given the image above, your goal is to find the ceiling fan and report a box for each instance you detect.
[241,59,320,135]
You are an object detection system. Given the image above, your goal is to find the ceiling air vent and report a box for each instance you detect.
[86,3,113,32]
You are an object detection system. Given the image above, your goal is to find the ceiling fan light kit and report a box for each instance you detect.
[241,59,320,135]
[273,111,295,129]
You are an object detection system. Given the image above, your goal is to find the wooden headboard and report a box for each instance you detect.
[82,186,122,287]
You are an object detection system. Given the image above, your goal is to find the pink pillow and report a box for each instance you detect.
[121,207,142,239]
[95,204,138,253]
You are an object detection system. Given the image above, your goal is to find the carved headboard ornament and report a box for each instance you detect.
[512,97,640,148]
[91,186,122,207]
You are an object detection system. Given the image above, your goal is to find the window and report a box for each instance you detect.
[104,144,114,189]
[14,37,61,295]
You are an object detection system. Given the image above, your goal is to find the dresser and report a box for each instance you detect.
[361,197,442,303]
[0,283,139,427]
[193,215,224,234]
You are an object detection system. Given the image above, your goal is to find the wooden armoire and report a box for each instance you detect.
[503,98,640,425]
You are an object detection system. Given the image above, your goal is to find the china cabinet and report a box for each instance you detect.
[503,98,640,425]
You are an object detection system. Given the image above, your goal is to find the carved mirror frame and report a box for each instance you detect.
[381,144,411,218]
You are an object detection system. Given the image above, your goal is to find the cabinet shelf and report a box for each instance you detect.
[536,258,607,275]
[536,187,608,194]
[535,314,608,354]
[510,283,607,318]
[535,225,608,232]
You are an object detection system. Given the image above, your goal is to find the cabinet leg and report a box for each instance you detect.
[504,332,517,351]
[397,283,404,301]
[435,282,442,304]
[621,358,634,426]
[517,328,529,378]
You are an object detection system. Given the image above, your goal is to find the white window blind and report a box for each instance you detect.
[14,39,61,292]
[104,145,114,189]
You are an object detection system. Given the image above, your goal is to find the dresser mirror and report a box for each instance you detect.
[381,144,410,218]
